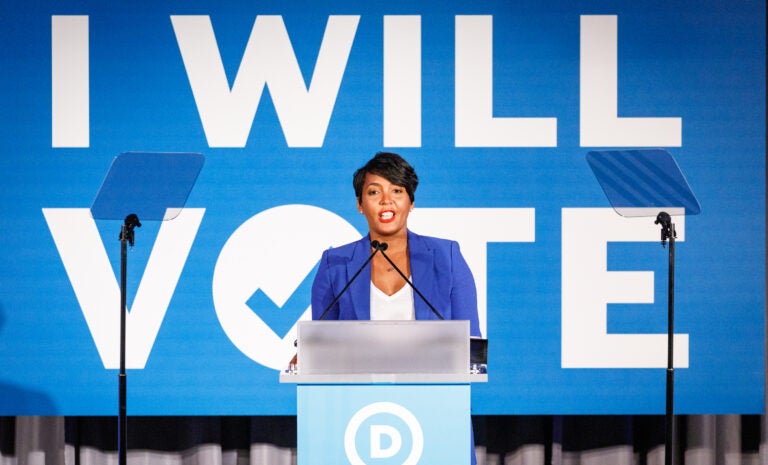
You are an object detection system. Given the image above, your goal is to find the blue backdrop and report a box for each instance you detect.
[0,0,764,415]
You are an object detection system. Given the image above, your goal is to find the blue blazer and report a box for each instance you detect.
[311,230,481,337]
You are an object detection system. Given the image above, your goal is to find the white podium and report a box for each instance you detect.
[280,320,487,465]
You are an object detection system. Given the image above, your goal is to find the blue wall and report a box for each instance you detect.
[0,0,764,415]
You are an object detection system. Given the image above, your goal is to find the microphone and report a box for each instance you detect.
[316,240,383,320]
[377,242,445,320]
[120,213,142,247]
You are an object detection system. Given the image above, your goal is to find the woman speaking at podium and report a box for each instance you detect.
[311,151,481,334]
[310,151,482,464]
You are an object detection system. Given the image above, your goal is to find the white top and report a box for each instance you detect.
[370,280,415,320]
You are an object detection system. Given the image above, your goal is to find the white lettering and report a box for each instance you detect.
[384,16,422,147]
[171,15,358,147]
[50,15,684,149]
[52,16,89,148]
[370,424,402,459]
[455,15,557,147]
[42,208,205,368]
[561,208,689,368]
[580,15,682,147]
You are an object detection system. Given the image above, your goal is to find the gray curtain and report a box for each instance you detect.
[1,415,765,465]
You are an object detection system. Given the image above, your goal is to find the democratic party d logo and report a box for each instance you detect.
[344,402,424,465]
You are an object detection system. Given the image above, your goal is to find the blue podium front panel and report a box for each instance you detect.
[297,384,471,465]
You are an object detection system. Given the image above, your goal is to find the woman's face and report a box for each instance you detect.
[358,172,413,239]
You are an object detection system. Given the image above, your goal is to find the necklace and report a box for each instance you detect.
[373,249,407,274]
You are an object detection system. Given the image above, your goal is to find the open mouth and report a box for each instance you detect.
[379,211,395,222]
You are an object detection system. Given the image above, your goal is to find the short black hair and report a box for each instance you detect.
[353,152,418,203]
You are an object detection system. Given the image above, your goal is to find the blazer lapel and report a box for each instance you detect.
[407,231,435,320]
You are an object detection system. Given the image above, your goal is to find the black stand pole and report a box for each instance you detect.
[655,212,675,465]
[118,213,140,465]
[91,152,204,465]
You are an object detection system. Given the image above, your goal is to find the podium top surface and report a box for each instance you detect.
[292,320,473,380]
[279,372,487,384]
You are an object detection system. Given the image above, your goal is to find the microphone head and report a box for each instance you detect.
[371,240,380,250]
[378,242,388,251]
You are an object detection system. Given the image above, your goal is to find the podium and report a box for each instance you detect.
[280,320,487,465]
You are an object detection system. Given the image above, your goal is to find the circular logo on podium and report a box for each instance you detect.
[344,401,424,465]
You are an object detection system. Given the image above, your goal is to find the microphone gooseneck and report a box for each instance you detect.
[376,241,444,320]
